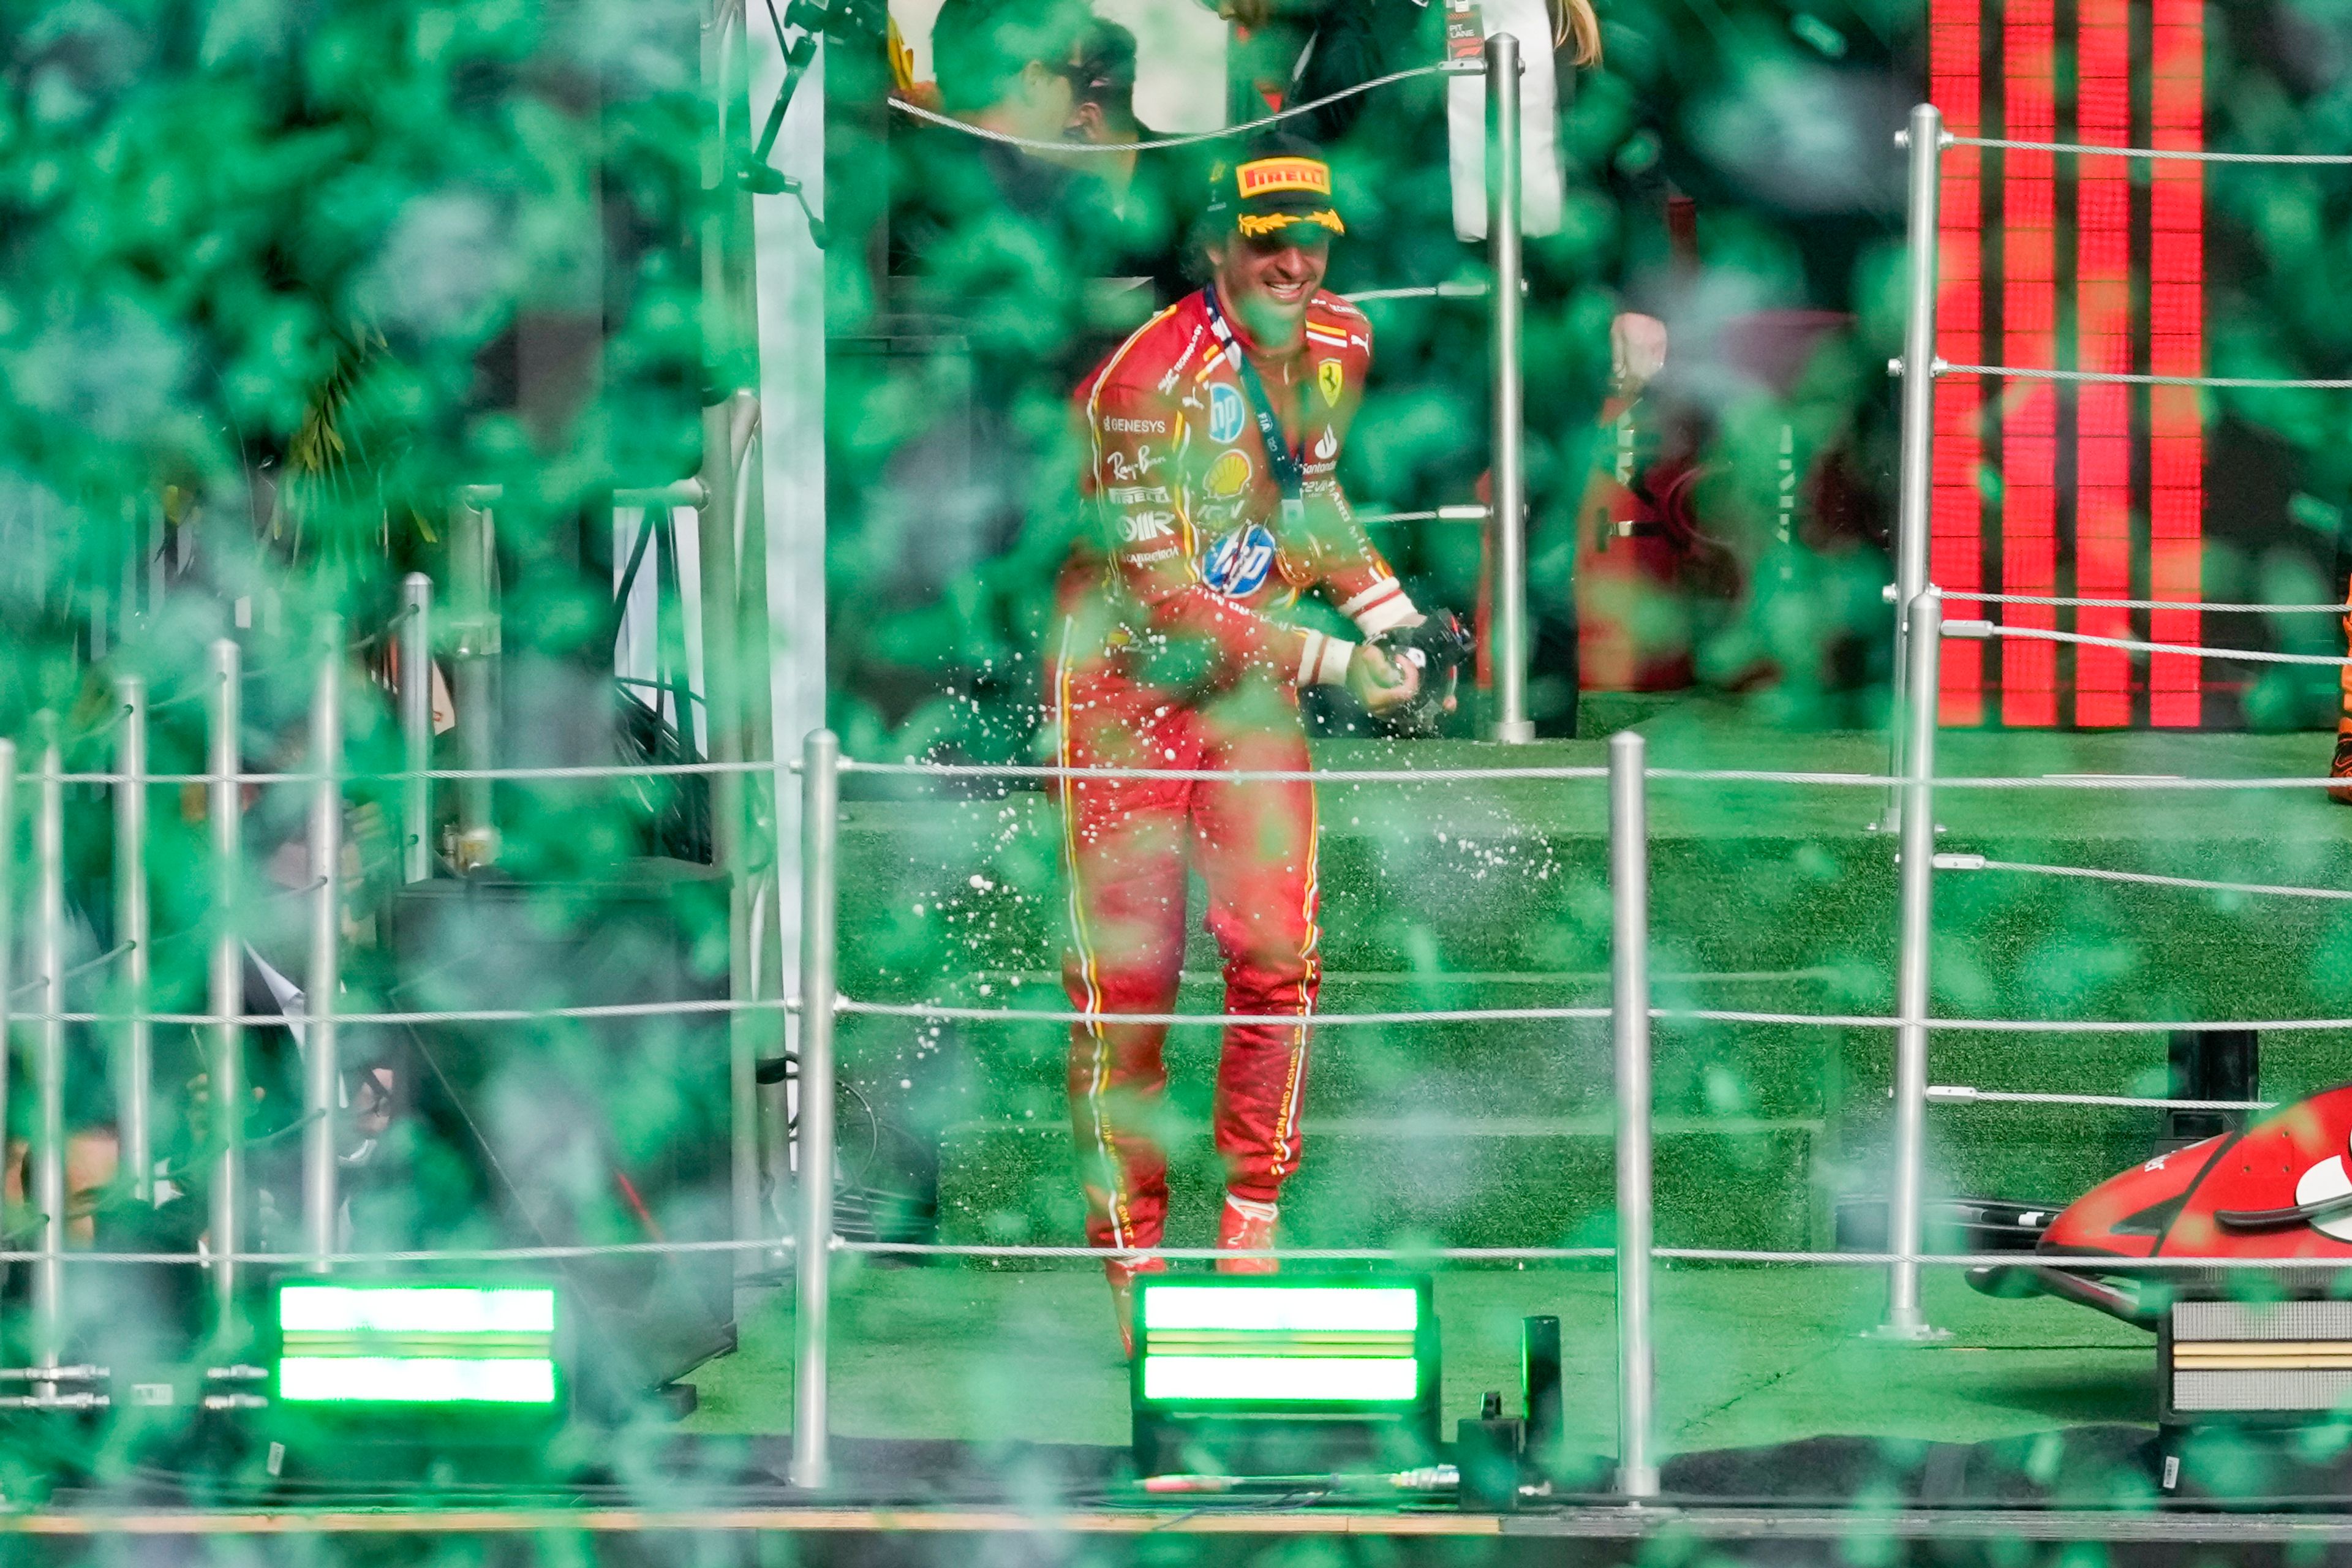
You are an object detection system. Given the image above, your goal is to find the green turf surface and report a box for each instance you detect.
[681,1264,2156,1455]
[832,718,2352,1257]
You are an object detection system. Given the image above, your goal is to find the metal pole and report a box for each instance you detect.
[790,728,839,1491]
[399,573,434,883]
[1608,731,1658,1498]
[114,676,153,1204]
[31,735,66,1393]
[302,619,342,1269]
[449,492,499,870]
[1484,31,1532,744]
[1884,103,1945,827]
[1879,589,1946,1339]
[699,397,760,1273]
[206,638,245,1333]
[722,391,778,1280]
[0,745,16,1329]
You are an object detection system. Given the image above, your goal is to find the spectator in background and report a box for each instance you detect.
[1065,18,1208,310]
[1064,19,1155,213]
[858,0,1110,766]
[916,0,1097,229]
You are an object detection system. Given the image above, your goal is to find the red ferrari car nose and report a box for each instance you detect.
[1970,1085,2352,1327]
[2038,1133,2231,1261]
[2042,1085,2352,1264]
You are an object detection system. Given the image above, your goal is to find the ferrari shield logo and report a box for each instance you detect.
[1317,359,1344,406]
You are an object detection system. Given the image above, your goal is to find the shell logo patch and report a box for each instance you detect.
[1317,359,1344,406]
[1201,524,1278,598]
[1204,448,1254,499]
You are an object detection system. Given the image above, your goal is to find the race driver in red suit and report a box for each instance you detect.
[1049,135,1442,1348]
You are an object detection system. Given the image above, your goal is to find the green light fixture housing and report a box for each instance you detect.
[1130,1276,1440,1476]
[271,1281,565,1417]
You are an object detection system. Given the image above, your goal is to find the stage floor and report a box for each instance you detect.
[751,715,2347,1486]
[682,1264,2154,1456]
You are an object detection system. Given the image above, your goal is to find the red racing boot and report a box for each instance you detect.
[1216,1194,1281,1274]
[2332,733,2352,805]
[1107,1254,1166,1359]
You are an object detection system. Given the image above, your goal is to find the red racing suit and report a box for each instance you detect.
[1049,286,1419,1257]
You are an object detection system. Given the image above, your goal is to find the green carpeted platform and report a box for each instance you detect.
[682,1264,2157,1453]
[690,715,2352,1469]
[832,715,2352,1259]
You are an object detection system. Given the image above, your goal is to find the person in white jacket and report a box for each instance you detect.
[1211,0,1667,404]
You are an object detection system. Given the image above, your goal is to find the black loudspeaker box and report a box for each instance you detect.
[378,861,737,1415]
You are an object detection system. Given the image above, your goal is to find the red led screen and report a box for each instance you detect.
[1929,0,2205,727]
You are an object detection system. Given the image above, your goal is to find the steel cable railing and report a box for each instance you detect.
[785,674,2352,1499]
[1946,132,2352,164]
[1928,1086,2275,1110]
[1868,76,2352,1387]
[46,760,2352,790]
[1933,853,2352,902]
[24,94,2352,1504]
[1947,619,2352,666]
[837,1000,2352,1034]
[19,650,2352,1493]
[885,62,1468,154]
[840,760,1608,783]
[1872,100,2352,1365]
[23,645,2352,1333]
[1883,106,2352,807]
[1936,360,2352,390]
[1941,589,2348,612]
[15,999,797,1027]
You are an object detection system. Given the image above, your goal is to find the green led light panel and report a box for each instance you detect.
[274,1284,561,1407]
[1139,1355,1420,1404]
[279,1285,556,1335]
[279,1356,559,1404]
[1139,1285,1419,1334]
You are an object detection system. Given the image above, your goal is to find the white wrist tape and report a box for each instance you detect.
[1339,578,1419,638]
[1298,631,1357,687]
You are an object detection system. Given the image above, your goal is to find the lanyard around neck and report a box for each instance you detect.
[1201,286,1306,529]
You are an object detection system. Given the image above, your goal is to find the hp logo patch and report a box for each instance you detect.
[1208,383,1248,445]
[1200,524,1277,598]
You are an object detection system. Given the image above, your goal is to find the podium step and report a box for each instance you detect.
[932,1116,1820,1264]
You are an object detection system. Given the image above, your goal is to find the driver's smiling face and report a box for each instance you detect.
[1212,233,1330,345]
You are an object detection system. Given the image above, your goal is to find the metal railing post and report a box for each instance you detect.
[1484,30,1532,744]
[31,734,66,1394]
[1879,589,1946,1339]
[302,619,343,1269]
[1884,103,1945,828]
[790,728,839,1490]
[206,638,246,1334]
[449,491,499,870]
[699,394,764,1275]
[113,676,153,1204]
[0,745,15,1318]
[1608,731,1659,1498]
[399,574,434,883]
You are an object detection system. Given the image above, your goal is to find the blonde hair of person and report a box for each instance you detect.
[1551,0,1603,67]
